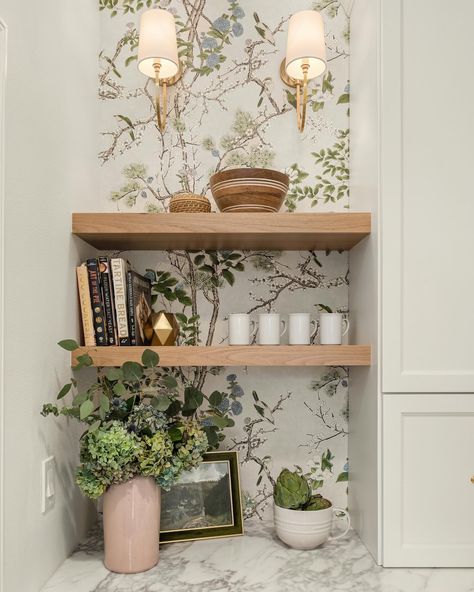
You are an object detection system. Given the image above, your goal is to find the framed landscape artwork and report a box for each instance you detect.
[160,451,244,543]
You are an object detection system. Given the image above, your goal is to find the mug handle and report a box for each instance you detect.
[250,320,258,337]
[328,507,350,540]
[342,318,350,337]
[280,319,287,337]
[310,319,318,339]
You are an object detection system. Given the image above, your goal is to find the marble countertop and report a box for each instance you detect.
[42,520,474,592]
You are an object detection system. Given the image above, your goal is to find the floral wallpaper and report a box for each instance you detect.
[98,0,352,518]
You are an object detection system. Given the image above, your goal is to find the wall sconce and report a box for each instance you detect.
[138,9,181,133]
[280,10,327,132]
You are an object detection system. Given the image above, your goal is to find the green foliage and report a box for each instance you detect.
[77,422,140,498]
[316,303,333,314]
[58,339,79,351]
[175,312,200,346]
[304,494,332,511]
[146,269,193,306]
[193,251,245,290]
[141,348,159,368]
[274,468,332,511]
[284,71,336,113]
[253,12,275,45]
[312,129,349,204]
[41,344,238,498]
[193,2,246,76]
[99,0,154,16]
[110,164,161,210]
[75,414,208,499]
[321,449,335,472]
[215,110,275,169]
[274,469,311,509]
[285,130,349,211]
[311,367,348,399]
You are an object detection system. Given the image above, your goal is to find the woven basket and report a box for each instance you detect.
[169,192,211,213]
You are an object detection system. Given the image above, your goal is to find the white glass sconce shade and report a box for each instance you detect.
[285,10,327,81]
[137,9,179,79]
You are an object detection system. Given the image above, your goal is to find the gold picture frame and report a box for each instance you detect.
[159,451,244,543]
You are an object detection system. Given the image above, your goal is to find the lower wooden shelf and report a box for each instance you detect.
[71,345,371,368]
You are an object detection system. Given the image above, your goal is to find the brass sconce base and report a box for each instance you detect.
[279,59,309,133]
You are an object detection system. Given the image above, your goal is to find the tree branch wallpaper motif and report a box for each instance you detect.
[98,0,352,518]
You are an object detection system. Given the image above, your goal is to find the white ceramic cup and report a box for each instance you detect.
[288,313,317,345]
[274,504,351,550]
[319,313,350,345]
[257,313,287,345]
[228,313,257,346]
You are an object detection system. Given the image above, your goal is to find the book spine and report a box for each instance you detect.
[111,258,130,346]
[126,270,137,346]
[76,265,96,347]
[99,257,116,346]
[86,259,108,346]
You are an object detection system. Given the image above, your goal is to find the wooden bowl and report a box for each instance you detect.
[209,168,289,213]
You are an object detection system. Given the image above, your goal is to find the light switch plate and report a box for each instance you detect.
[41,456,56,514]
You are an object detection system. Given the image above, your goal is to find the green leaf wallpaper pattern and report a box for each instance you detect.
[99,0,352,518]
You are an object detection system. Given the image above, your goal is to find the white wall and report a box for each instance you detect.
[348,0,381,563]
[1,1,99,590]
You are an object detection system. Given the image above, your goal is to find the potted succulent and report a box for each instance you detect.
[273,469,350,550]
[42,340,234,574]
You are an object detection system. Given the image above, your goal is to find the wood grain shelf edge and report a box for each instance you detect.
[71,345,372,368]
[72,212,371,251]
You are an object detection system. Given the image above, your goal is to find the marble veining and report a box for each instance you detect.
[42,521,474,592]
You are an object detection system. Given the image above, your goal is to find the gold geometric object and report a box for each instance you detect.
[279,59,309,133]
[144,310,179,346]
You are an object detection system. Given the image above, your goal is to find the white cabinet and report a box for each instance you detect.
[381,0,474,393]
[383,394,474,566]
[350,0,474,568]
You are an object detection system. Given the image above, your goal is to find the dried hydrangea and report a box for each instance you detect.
[76,422,140,498]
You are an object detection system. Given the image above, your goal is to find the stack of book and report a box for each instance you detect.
[76,258,152,347]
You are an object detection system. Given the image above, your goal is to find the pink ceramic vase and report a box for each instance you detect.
[103,476,161,573]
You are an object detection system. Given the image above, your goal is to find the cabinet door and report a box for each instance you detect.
[383,394,474,566]
[381,0,474,392]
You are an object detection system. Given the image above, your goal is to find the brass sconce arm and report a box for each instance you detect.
[153,61,167,133]
[152,60,182,134]
[280,61,310,133]
[296,64,309,133]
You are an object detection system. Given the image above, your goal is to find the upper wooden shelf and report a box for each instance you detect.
[71,345,371,368]
[72,212,371,251]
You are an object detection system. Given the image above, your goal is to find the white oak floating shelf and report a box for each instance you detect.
[72,212,371,251]
[71,345,371,368]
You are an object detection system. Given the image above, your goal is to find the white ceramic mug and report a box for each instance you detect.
[319,313,350,345]
[257,313,287,345]
[228,313,257,346]
[288,313,317,345]
[274,504,351,550]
